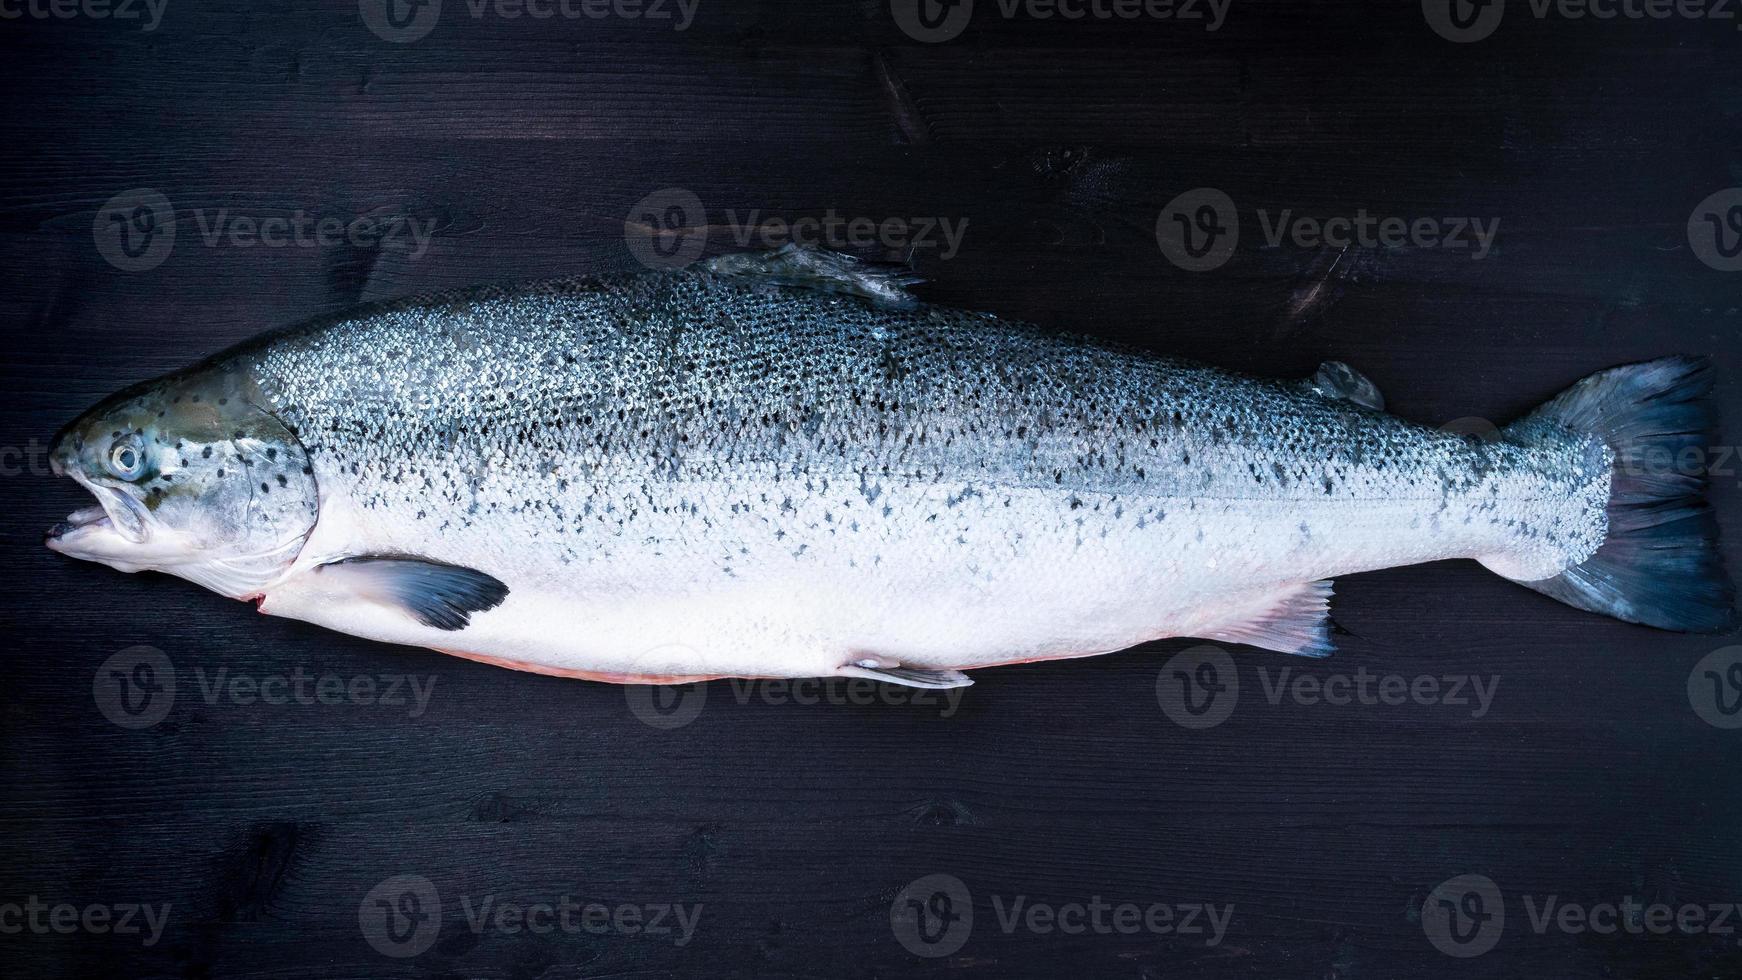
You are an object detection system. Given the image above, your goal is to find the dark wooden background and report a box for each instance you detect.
[4,1,1741,976]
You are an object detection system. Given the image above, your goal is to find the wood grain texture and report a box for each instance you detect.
[3,1,1741,976]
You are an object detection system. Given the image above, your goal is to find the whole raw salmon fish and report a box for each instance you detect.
[46,247,1733,687]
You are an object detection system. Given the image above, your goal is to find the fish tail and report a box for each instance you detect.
[1489,356,1735,632]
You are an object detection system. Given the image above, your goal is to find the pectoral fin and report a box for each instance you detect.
[312,556,509,631]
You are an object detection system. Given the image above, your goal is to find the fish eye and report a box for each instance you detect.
[107,440,145,481]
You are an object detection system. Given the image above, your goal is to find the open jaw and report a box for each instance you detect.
[45,470,152,561]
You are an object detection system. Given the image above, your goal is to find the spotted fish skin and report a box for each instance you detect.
[238,268,1600,673]
[46,251,1731,683]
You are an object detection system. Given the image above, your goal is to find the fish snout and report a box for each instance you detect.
[47,428,72,478]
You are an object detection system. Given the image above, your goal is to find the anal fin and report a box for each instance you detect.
[1200,580,1335,657]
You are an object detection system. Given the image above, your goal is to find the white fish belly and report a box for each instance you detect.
[261,477,1518,678]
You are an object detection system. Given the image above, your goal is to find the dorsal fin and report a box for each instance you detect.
[702,244,922,309]
[1307,361,1384,411]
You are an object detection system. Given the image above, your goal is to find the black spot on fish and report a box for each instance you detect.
[203,446,213,459]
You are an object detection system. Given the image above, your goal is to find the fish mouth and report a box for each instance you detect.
[46,505,112,543]
[46,470,151,552]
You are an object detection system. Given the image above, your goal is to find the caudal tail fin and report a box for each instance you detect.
[1500,356,1734,632]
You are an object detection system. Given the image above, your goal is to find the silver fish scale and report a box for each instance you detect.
[232,269,1606,579]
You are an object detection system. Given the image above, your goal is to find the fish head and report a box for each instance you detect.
[45,369,319,598]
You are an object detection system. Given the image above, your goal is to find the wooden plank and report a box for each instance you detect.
[2,0,1740,976]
